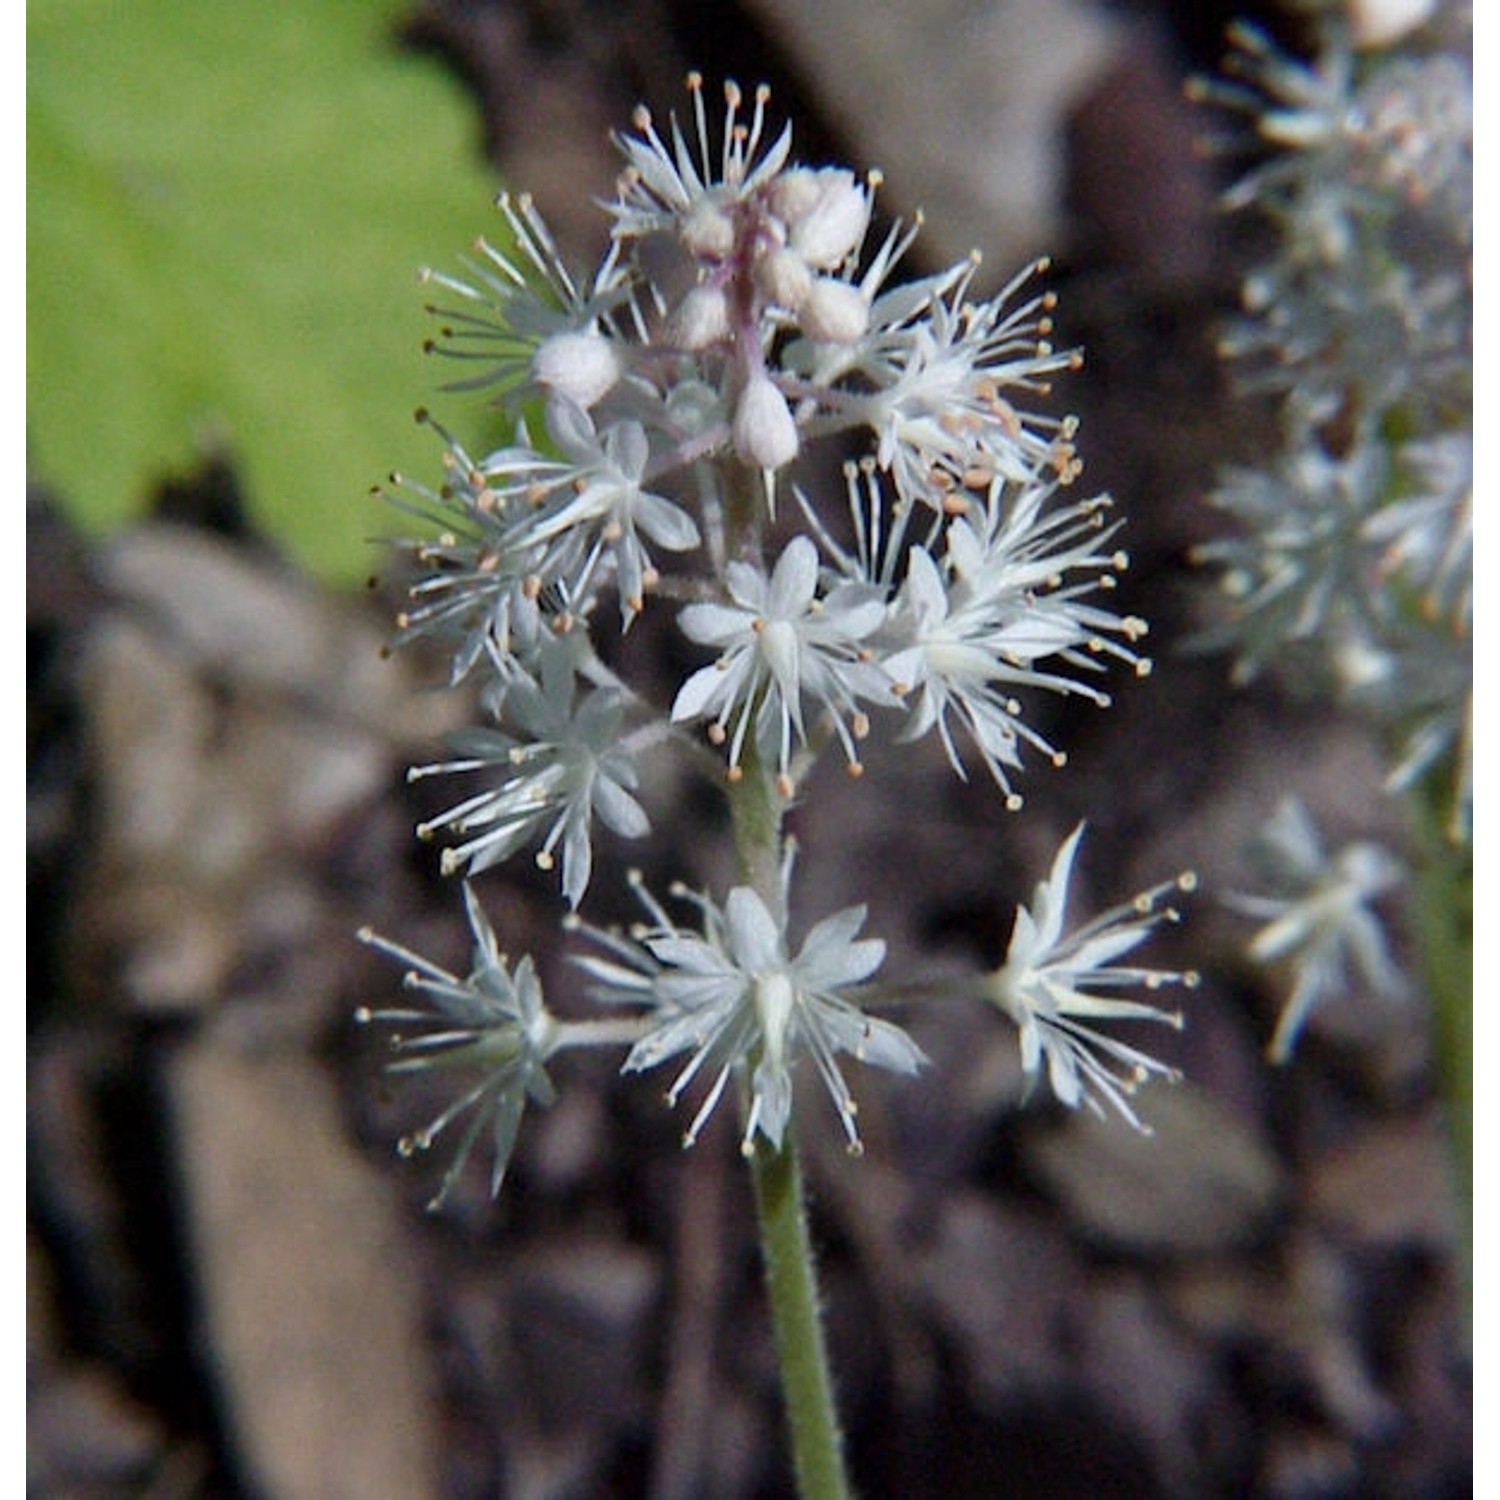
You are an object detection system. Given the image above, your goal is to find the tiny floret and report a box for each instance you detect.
[412,636,649,907]
[607,878,927,1154]
[358,885,561,1208]
[984,823,1195,1132]
[671,535,889,782]
[877,475,1147,800]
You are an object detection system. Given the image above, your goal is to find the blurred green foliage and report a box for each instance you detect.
[28,0,501,585]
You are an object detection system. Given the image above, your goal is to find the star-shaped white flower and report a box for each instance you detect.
[672,534,888,786]
[985,824,1197,1132]
[357,885,562,1209]
[880,478,1148,805]
[413,637,650,908]
[619,883,927,1155]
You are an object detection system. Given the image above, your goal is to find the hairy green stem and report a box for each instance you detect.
[720,454,852,1498]
[725,741,852,1498]
[1414,781,1472,1330]
[750,1138,852,1500]
[728,744,784,908]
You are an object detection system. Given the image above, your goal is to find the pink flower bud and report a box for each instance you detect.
[787,169,870,270]
[733,374,799,470]
[532,331,622,408]
[755,245,813,312]
[798,278,869,343]
[668,285,731,350]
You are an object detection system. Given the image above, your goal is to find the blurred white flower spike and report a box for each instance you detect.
[1189,11,1472,842]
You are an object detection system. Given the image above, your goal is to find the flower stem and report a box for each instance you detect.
[727,743,784,909]
[726,746,852,1497]
[1414,778,1472,1335]
[749,1137,852,1500]
[719,453,852,1498]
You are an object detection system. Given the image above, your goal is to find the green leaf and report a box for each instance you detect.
[28,0,501,585]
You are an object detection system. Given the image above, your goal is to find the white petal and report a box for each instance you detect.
[605,418,649,479]
[545,394,600,455]
[593,776,651,839]
[560,812,593,909]
[724,887,784,971]
[855,1015,928,1076]
[634,490,702,551]
[677,601,751,645]
[900,547,949,624]
[767,535,820,616]
[749,1055,794,1150]
[672,662,732,722]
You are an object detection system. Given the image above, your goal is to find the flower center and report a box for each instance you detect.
[753,970,796,1070]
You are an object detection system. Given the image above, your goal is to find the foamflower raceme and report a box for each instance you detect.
[362,71,1191,1204]
[1190,11,1472,839]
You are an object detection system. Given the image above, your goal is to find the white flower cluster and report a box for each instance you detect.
[361,75,1191,1203]
[1189,6,1472,839]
